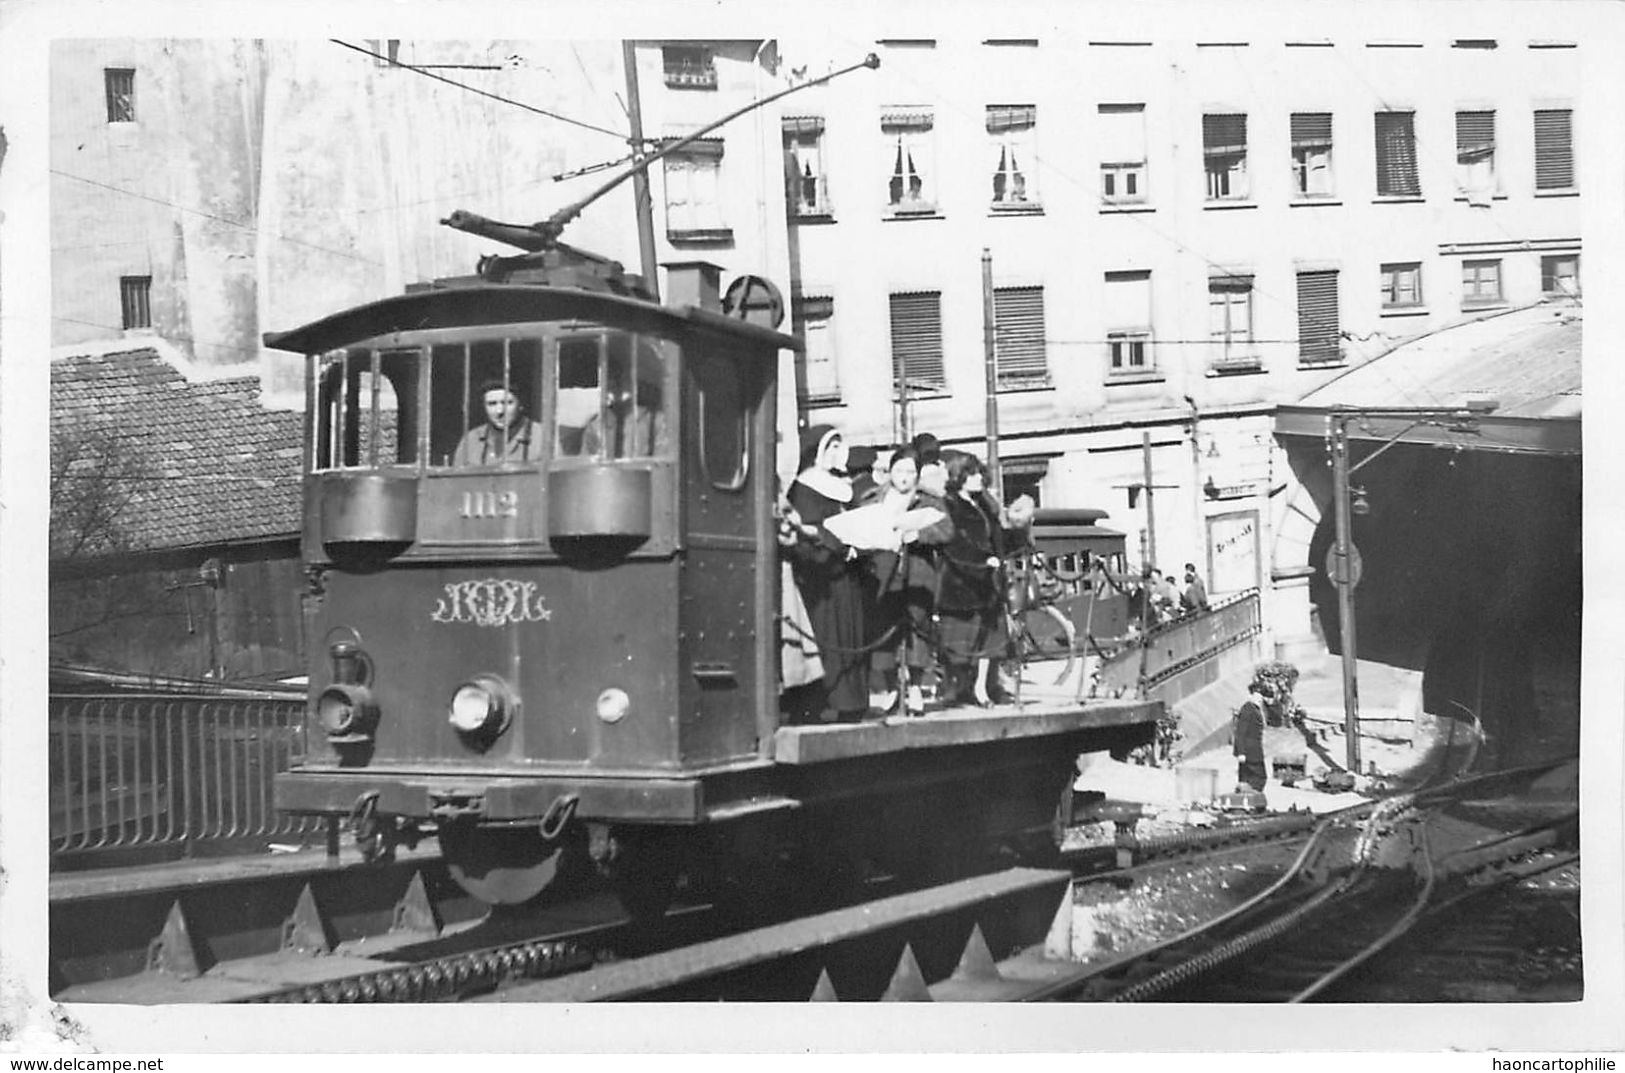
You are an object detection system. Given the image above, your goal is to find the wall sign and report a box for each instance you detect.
[1207,509,1261,595]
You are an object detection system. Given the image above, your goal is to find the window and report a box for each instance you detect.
[993,286,1048,387]
[1296,270,1341,363]
[1534,109,1575,191]
[550,332,671,463]
[1099,104,1148,204]
[882,110,936,214]
[782,117,829,217]
[889,291,946,394]
[119,275,151,329]
[794,294,840,401]
[1291,113,1334,197]
[1208,275,1257,371]
[692,352,749,490]
[662,45,716,89]
[1104,271,1153,375]
[318,349,416,469]
[1202,114,1249,200]
[1455,111,1497,199]
[1380,262,1424,309]
[987,105,1039,207]
[104,68,135,123]
[1541,254,1580,296]
[427,337,545,466]
[661,138,729,240]
[1461,259,1503,307]
[1375,111,1420,196]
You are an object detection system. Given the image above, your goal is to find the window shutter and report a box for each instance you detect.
[986,105,1037,133]
[889,292,946,390]
[1534,109,1574,189]
[1375,112,1419,195]
[1296,271,1340,363]
[1291,112,1332,147]
[1456,111,1495,160]
[1203,113,1247,156]
[993,286,1047,382]
[781,115,825,136]
[881,109,934,131]
[1105,271,1152,329]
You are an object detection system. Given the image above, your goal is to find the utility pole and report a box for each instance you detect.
[621,41,660,300]
[1329,418,1362,775]
[1142,431,1158,568]
[1325,400,1498,776]
[981,248,1002,497]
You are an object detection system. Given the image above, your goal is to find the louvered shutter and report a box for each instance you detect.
[1291,113,1332,148]
[1203,114,1247,157]
[1375,112,1419,195]
[1098,105,1146,163]
[1534,109,1574,189]
[889,292,946,390]
[986,105,1037,133]
[1456,111,1495,161]
[993,287,1047,383]
[1297,271,1340,363]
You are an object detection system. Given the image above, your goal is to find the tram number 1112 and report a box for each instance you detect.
[461,490,520,519]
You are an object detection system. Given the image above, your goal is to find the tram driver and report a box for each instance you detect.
[452,380,544,467]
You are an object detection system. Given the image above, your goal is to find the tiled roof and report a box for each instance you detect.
[1300,301,1582,420]
[52,348,303,554]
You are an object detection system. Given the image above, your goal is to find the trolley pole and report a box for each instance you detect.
[1142,431,1158,568]
[1329,416,1361,775]
[981,248,1002,496]
[621,41,660,301]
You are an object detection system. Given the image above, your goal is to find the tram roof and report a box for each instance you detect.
[263,283,801,357]
[1278,301,1580,456]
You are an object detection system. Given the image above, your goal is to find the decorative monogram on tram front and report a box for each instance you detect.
[431,578,554,627]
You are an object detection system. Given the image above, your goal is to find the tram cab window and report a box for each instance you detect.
[691,351,749,490]
[557,330,672,461]
[427,338,544,468]
[314,349,420,470]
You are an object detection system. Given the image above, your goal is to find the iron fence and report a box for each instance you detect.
[49,692,324,860]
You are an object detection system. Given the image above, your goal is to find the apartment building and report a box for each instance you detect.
[776,31,1580,650]
[49,39,791,404]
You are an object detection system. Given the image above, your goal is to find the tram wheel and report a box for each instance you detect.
[601,826,685,922]
[439,824,568,906]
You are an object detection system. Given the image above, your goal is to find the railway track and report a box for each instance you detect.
[51,761,1572,1004]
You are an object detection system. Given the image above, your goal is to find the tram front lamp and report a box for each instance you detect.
[449,674,516,741]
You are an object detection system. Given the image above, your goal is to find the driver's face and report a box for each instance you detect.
[482,389,522,430]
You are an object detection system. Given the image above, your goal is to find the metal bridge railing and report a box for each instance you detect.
[49,692,322,861]
[1096,590,1263,697]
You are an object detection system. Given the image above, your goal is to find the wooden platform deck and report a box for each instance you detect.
[773,662,1159,765]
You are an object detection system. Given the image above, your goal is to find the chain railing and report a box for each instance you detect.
[49,692,323,861]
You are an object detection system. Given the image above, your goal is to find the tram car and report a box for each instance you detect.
[266,212,1161,917]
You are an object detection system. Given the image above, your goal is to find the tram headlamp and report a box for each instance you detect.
[317,682,378,744]
[596,687,631,724]
[449,674,515,739]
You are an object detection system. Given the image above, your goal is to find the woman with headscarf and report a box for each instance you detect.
[783,425,873,723]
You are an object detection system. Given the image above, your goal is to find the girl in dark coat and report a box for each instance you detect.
[935,451,1015,706]
[866,446,954,716]
[783,425,873,723]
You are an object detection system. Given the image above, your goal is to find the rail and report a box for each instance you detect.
[49,692,323,863]
[1095,589,1262,698]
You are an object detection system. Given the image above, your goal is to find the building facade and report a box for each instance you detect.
[775,31,1580,655]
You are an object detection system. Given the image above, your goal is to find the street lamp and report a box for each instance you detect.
[1325,402,1497,775]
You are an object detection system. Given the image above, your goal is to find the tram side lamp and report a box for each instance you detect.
[320,638,379,743]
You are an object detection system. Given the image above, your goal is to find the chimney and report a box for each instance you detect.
[662,260,724,313]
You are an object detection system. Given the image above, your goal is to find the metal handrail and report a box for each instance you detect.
[49,692,320,862]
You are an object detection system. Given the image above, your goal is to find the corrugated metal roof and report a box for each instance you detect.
[1299,301,1581,420]
[51,348,303,555]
